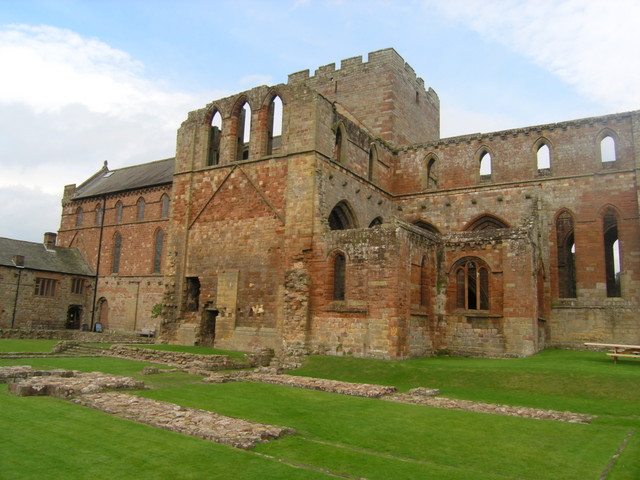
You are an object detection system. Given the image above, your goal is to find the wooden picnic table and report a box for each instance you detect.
[584,342,640,364]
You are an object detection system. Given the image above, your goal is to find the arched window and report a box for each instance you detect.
[95,204,103,226]
[76,207,83,227]
[368,144,377,181]
[161,194,170,219]
[266,95,283,155]
[464,214,509,231]
[236,101,251,161]
[153,229,164,274]
[455,258,489,310]
[334,124,346,163]
[333,252,346,301]
[328,201,358,230]
[137,197,145,221]
[112,233,122,274]
[413,221,440,234]
[603,209,621,297]
[600,135,616,164]
[426,155,438,188]
[556,211,576,298]
[536,143,551,175]
[207,110,222,166]
[115,201,123,224]
[413,255,428,307]
[369,217,383,228]
[479,149,492,179]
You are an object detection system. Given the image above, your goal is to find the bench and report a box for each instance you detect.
[585,342,640,364]
[139,327,156,338]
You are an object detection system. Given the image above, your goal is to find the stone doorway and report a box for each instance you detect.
[199,310,219,347]
[66,305,82,330]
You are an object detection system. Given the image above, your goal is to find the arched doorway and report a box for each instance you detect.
[97,298,109,331]
[66,305,82,329]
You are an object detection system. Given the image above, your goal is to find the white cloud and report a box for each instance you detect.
[428,0,640,111]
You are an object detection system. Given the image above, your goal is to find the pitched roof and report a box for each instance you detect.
[74,158,175,199]
[0,237,94,276]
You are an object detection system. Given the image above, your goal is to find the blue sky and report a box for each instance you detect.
[1,0,639,242]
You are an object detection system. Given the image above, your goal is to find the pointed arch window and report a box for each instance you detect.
[115,201,123,224]
[112,233,122,274]
[76,207,83,227]
[455,259,489,310]
[334,124,346,163]
[236,102,251,161]
[328,201,358,230]
[137,197,145,221]
[333,252,346,301]
[600,135,616,165]
[153,229,164,274]
[479,150,492,180]
[536,143,551,175]
[603,210,621,297]
[207,111,222,166]
[368,217,383,228]
[95,204,103,226]
[368,144,377,181]
[426,155,438,188]
[267,95,283,155]
[465,215,509,231]
[556,211,576,298]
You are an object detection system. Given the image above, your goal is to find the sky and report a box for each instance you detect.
[1,0,639,243]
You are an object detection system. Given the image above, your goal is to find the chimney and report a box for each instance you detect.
[44,232,57,248]
[13,255,25,267]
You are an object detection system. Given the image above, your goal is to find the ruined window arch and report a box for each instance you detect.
[599,134,617,164]
[334,123,347,163]
[207,110,222,166]
[112,233,122,274]
[115,201,123,224]
[328,201,358,230]
[235,100,251,161]
[413,221,440,234]
[454,258,489,311]
[161,194,170,219]
[478,148,492,180]
[153,229,164,274]
[556,210,576,298]
[369,216,383,228]
[368,143,378,181]
[95,204,103,226]
[535,140,551,175]
[332,251,346,301]
[420,255,428,307]
[266,95,283,156]
[425,154,438,188]
[136,197,145,221]
[76,206,83,227]
[464,214,509,231]
[603,208,621,297]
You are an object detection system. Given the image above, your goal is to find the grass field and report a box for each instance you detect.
[0,340,638,479]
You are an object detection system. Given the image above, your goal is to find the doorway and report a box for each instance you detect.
[200,310,218,347]
[66,305,82,329]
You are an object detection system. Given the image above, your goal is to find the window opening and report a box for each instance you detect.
[368,217,383,228]
[161,194,170,218]
[600,136,616,163]
[333,253,346,301]
[71,278,85,294]
[95,204,103,226]
[426,157,437,188]
[328,201,357,230]
[115,201,123,224]
[207,111,222,166]
[556,211,576,298]
[479,151,492,179]
[603,211,621,297]
[76,207,83,227]
[334,125,346,163]
[266,95,283,155]
[185,277,200,312]
[455,259,489,310]
[153,230,164,274]
[420,256,428,307]
[112,233,122,274]
[34,277,57,296]
[137,198,145,221]
[537,144,551,174]
[368,144,377,181]
[236,102,251,161]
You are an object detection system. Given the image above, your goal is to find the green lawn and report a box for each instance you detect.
[1,342,638,479]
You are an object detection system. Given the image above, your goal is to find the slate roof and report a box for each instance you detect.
[0,237,94,276]
[74,158,175,199]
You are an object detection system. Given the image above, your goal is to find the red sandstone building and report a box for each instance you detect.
[54,49,639,358]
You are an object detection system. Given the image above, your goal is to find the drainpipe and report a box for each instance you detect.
[11,265,24,329]
[90,195,107,331]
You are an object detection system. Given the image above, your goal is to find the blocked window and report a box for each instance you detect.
[454,259,489,310]
[368,144,377,181]
[600,135,616,164]
[236,102,251,161]
[71,278,85,294]
[207,111,222,166]
[153,229,164,274]
[115,201,123,224]
[161,194,170,219]
[185,277,200,312]
[556,211,576,298]
[137,198,145,221]
[266,95,283,155]
[95,204,103,226]
[603,210,621,297]
[34,277,57,297]
[333,253,346,301]
[536,143,551,174]
[76,207,83,227]
[112,233,122,274]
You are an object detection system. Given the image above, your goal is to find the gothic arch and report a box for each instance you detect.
[413,220,440,234]
[424,153,438,189]
[231,96,252,161]
[328,200,358,230]
[532,137,552,175]
[476,146,494,180]
[596,128,619,165]
[463,214,509,231]
[334,123,347,163]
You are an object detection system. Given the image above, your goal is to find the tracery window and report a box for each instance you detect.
[455,259,489,310]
